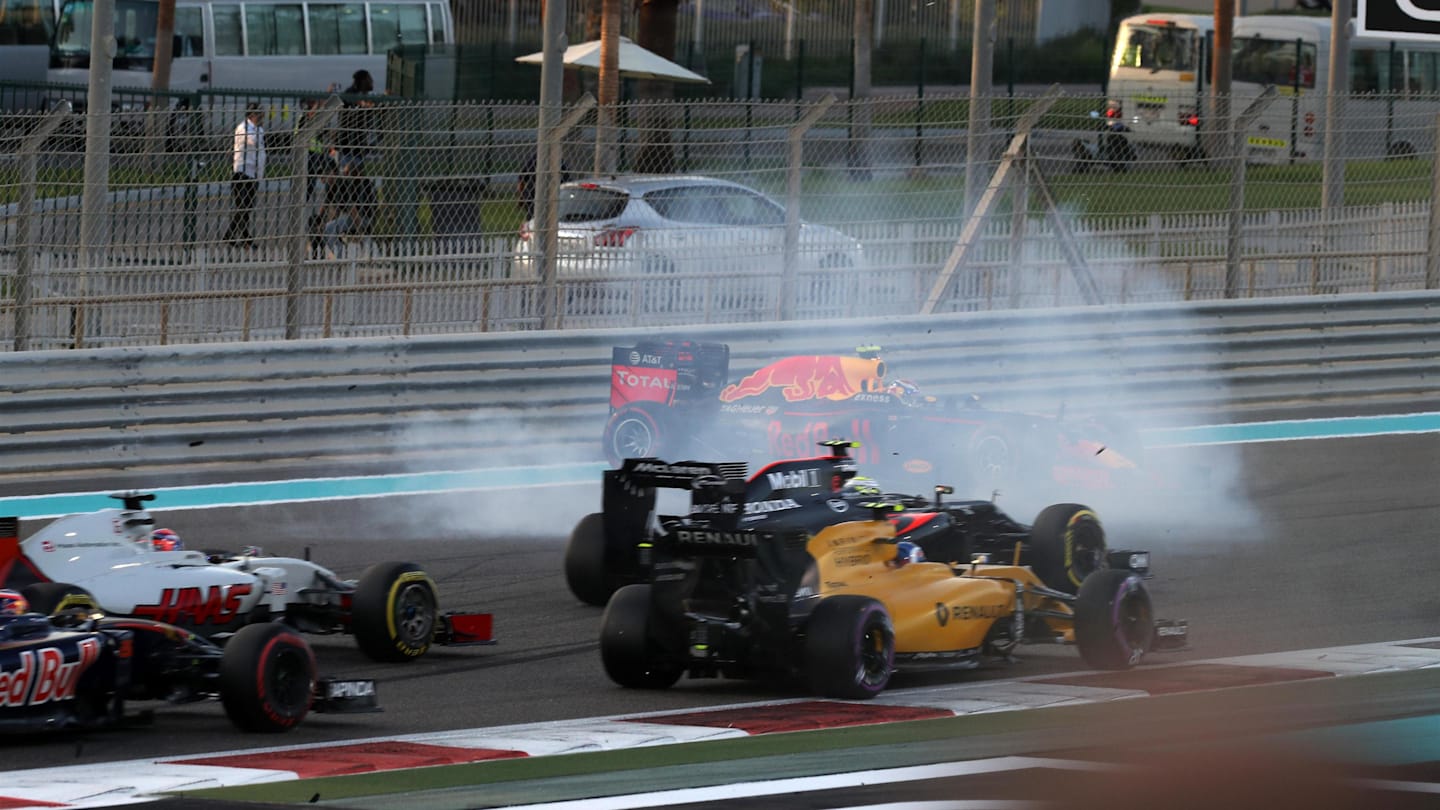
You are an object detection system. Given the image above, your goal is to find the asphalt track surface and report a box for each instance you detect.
[2,431,1438,773]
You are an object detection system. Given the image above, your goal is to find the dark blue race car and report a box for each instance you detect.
[0,519,377,734]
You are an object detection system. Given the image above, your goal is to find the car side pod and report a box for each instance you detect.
[436,612,496,646]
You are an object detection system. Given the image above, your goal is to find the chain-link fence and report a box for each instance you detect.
[2,87,1439,349]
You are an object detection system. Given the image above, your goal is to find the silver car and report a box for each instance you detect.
[512,174,865,280]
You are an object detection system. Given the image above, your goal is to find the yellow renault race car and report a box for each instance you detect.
[600,448,1187,699]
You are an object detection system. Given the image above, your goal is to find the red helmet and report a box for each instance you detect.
[0,589,29,616]
[151,528,182,551]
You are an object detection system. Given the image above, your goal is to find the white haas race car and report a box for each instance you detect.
[0,494,495,662]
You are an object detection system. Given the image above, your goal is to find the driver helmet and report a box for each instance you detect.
[0,589,29,616]
[841,475,882,500]
[151,528,183,551]
[886,379,921,406]
[889,541,926,568]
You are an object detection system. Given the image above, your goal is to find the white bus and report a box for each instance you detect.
[1230,14,1440,164]
[0,0,54,108]
[1106,13,1214,157]
[46,0,452,94]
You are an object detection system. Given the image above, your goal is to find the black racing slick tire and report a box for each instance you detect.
[566,512,619,607]
[352,561,439,662]
[804,596,895,700]
[1029,504,1107,595]
[600,584,683,690]
[22,582,99,616]
[967,428,1017,492]
[1074,569,1154,670]
[220,622,316,732]
[603,403,667,467]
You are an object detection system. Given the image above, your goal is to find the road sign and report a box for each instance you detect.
[1359,0,1440,41]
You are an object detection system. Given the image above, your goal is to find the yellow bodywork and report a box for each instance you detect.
[808,519,1074,654]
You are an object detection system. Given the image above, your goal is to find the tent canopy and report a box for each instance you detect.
[515,37,710,84]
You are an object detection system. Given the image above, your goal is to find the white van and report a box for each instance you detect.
[1106,13,1215,156]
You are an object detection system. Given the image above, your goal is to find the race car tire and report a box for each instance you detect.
[967,428,1017,491]
[219,622,316,733]
[804,596,894,700]
[352,562,439,662]
[22,582,99,616]
[600,584,683,689]
[1028,504,1107,595]
[603,403,668,467]
[1074,569,1154,671]
[566,512,619,607]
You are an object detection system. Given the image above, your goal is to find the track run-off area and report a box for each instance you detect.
[2,411,1440,808]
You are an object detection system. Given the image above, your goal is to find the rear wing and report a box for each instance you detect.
[603,458,750,535]
[0,517,20,588]
[609,340,730,414]
[613,458,748,489]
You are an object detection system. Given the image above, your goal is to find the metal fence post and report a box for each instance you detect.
[538,94,597,330]
[964,0,994,214]
[14,102,73,353]
[1009,158,1028,309]
[781,94,835,321]
[284,96,343,340]
[1226,87,1278,299]
[1428,112,1440,289]
[183,158,201,251]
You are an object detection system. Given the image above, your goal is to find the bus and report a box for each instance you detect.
[1108,12,1440,163]
[0,0,54,108]
[46,0,452,95]
[1230,14,1440,164]
[1106,13,1214,158]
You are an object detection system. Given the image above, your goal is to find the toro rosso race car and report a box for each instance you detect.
[602,339,1148,495]
[0,558,378,734]
[567,440,1151,607]
[0,495,495,663]
[596,448,1188,699]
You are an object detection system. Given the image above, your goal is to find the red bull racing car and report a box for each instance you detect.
[593,445,1187,699]
[567,440,1153,607]
[0,550,378,734]
[602,339,1147,496]
[0,496,495,663]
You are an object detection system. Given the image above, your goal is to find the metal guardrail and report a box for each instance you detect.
[4,291,1440,489]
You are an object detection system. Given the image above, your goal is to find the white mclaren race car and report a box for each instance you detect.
[0,494,495,662]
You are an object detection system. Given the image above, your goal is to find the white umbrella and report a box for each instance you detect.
[515,36,710,84]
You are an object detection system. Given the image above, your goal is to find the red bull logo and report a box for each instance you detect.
[0,638,102,707]
[720,356,885,403]
[767,418,881,463]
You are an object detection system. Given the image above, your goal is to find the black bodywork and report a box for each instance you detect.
[0,582,377,733]
[567,442,1150,607]
[592,443,1187,696]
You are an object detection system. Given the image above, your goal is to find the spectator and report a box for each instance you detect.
[333,69,376,165]
[300,97,337,202]
[316,153,378,259]
[223,103,266,247]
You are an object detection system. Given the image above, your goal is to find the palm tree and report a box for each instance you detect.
[596,0,622,174]
[633,0,680,174]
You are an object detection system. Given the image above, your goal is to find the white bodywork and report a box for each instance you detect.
[22,506,348,625]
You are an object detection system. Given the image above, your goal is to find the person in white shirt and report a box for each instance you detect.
[224,103,267,246]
